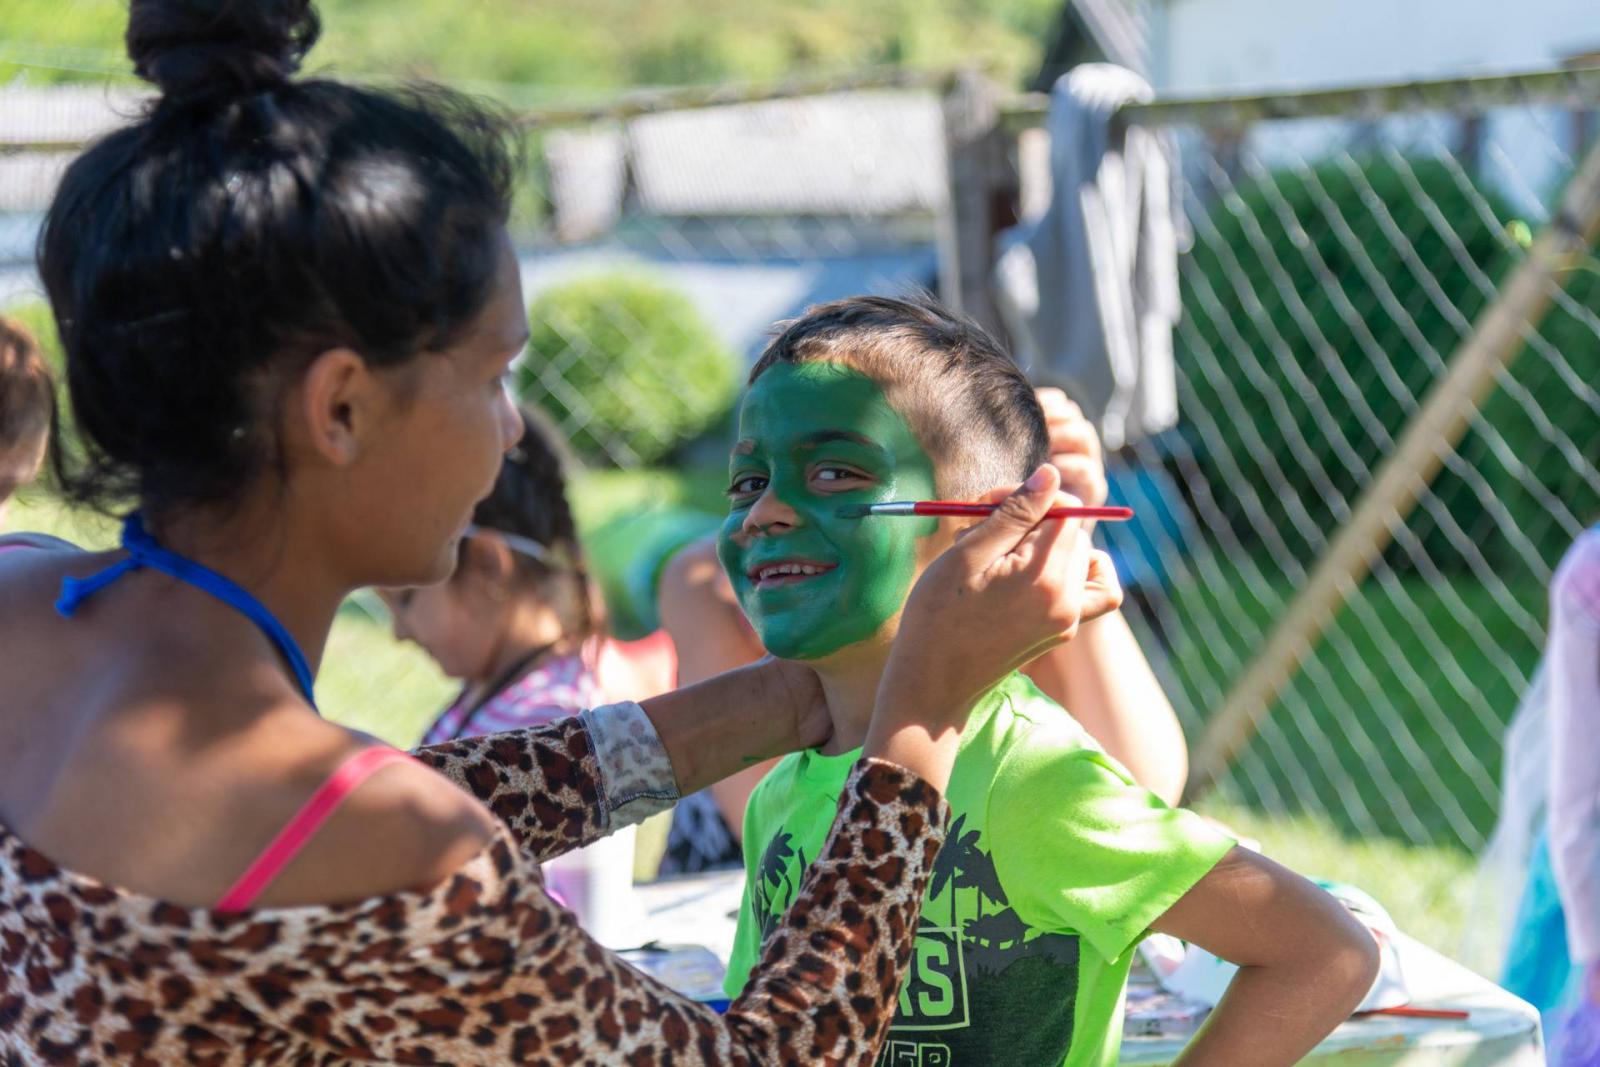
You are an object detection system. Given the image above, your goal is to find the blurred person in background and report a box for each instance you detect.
[381,404,675,747]
[655,382,1191,875]
[0,314,53,526]
[381,405,677,940]
[1500,523,1600,1059]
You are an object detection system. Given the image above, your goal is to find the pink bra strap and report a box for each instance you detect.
[215,746,417,912]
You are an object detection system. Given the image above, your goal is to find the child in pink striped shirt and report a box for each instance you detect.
[382,405,674,746]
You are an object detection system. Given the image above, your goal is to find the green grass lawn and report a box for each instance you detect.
[2,474,1498,959]
[1150,545,1539,855]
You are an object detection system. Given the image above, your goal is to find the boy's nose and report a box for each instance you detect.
[741,486,801,538]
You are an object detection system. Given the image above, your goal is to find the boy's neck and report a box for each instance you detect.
[810,651,1012,756]
[809,643,891,755]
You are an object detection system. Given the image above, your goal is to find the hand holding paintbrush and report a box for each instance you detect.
[838,501,1132,521]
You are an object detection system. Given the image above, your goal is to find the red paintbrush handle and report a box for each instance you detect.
[911,501,1135,521]
[1364,1006,1471,1021]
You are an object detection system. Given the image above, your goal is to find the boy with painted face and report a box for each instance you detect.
[720,295,1379,1067]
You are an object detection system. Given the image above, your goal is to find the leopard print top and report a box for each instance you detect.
[0,703,949,1065]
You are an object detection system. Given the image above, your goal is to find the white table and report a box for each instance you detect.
[634,871,1544,1065]
[1120,933,1541,1065]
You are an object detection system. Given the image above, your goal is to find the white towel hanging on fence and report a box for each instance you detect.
[994,63,1182,450]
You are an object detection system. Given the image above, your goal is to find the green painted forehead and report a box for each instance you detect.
[736,360,924,466]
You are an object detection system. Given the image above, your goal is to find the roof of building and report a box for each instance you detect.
[544,89,947,241]
[1,84,947,243]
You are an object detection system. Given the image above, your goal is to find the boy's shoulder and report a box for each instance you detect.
[960,672,1113,772]
[944,671,1149,820]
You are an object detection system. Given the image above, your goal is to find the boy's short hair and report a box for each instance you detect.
[0,315,54,457]
[749,293,1049,497]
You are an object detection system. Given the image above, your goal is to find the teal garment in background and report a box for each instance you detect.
[1503,831,1581,1018]
[585,509,719,639]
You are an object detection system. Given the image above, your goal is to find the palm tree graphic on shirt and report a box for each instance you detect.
[756,815,1074,983]
[755,831,805,938]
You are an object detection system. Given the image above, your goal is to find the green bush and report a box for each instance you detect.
[519,273,739,466]
[1177,156,1599,571]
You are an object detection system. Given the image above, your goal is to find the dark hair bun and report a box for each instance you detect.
[127,0,320,100]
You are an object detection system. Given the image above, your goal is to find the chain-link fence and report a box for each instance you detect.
[5,65,1597,863]
[1001,69,1600,855]
[510,75,951,468]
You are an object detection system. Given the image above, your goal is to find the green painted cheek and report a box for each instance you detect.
[717,362,939,661]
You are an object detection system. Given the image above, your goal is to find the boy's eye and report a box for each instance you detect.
[727,474,768,499]
[813,465,869,488]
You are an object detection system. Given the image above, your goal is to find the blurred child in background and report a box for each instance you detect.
[383,405,674,744]
[0,314,54,525]
[380,404,674,942]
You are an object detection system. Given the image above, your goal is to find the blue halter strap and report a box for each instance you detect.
[55,513,318,709]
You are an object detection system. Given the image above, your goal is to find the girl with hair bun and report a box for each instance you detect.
[0,1,1120,1062]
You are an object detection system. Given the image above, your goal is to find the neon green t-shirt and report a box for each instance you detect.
[724,672,1234,1067]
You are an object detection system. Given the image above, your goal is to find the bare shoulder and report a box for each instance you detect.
[250,741,500,909]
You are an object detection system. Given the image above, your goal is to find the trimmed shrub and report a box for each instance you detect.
[519,274,738,466]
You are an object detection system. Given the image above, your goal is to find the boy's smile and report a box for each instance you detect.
[718,361,940,661]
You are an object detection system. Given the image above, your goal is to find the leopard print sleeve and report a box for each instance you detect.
[271,758,942,1065]
[411,702,678,863]
[0,758,944,1065]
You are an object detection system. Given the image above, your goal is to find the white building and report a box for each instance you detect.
[1146,0,1600,96]
[1038,0,1600,216]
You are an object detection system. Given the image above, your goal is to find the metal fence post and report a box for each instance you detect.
[940,69,1011,339]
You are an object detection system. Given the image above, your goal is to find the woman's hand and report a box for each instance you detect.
[896,465,1123,714]
[752,655,832,751]
[864,466,1122,787]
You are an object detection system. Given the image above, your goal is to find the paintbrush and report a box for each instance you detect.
[837,501,1134,521]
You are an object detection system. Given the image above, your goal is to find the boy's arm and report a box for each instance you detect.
[1021,388,1187,803]
[1151,846,1380,1067]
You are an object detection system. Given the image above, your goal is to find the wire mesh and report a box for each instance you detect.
[0,78,951,469]
[1099,89,1600,851]
[3,68,1596,861]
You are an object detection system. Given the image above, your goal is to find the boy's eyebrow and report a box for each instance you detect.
[732,440,756,456]
[798,429,883,451]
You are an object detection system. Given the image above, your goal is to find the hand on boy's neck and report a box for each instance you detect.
[780,621,903,755]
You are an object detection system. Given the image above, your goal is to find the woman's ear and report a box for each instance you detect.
[458,531,517,599]
[293,347,379,467]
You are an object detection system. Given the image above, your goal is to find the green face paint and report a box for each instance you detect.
[717,361,939,661]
